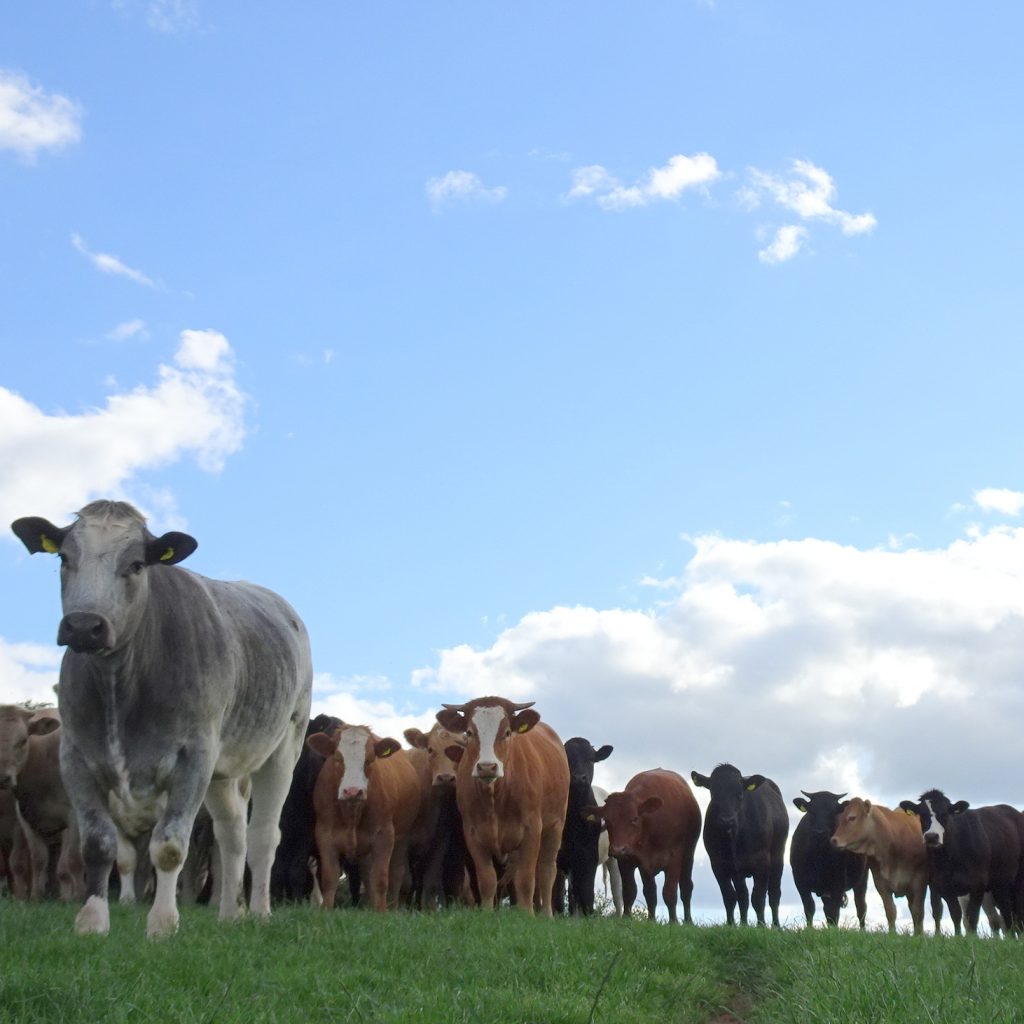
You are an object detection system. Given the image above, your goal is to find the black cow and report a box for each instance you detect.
[898,789,1024,936]
[270,714,343,903]
[691,763,788,927]
[553,737,613,916]
[791,790,868,928]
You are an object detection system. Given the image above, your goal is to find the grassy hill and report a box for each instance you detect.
[0,902,1020,1024]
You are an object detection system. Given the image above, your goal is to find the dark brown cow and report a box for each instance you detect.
[584,769,701,923]
[435,697,569,915]
[308,723,421,911]
[0,788,27,896]
[831,796,928,934]
[404,724,473,908]
[0,707,84,901]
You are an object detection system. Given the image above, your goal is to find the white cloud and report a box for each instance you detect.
[147,0,199,33]
[426,170,507,210]
[0,638,61,705]
[567,152,721,211]
[0,328,245,527]
[106,319,149,342]
[974,488,1024,516]
[758,224,808,264]
[0,70,82,160]
[748,159,876,236]
[72,234,157,288]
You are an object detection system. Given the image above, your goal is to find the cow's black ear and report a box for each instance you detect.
[593,744,613,762]
[743,774,767,792]
[793,797,809,813]
[146,531,198,566]
[952,800,970,814]
[11,517,68,555]
[691,771,710,789]
[898,801,919,816]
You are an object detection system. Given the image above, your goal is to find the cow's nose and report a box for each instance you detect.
[475,761,499,778]
[433,773,455,786]
[573,773,590,785]
[341,787,365,801]
[830,836,840,847]
[58,613,111,653]
[924,833,940,847]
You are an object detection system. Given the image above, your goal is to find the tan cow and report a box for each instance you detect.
[831,796,928,934]
[404,724,473,908]
[0,707,85,901]
[436,696,569,916]
[308,724,421,911]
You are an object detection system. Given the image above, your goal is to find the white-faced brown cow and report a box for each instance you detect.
[585,769,701,923]
[831,796,928,934]
[308,723,421,911]
[435,697,569,915]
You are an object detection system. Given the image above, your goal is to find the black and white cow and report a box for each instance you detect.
[692,763,789,927]
[898,789,1024,936]
[791,790,868,928]
[12,500,313,938]
[554,737,613,916]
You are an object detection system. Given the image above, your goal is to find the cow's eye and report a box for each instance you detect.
[504,729,512,738]
[129,561,145,575]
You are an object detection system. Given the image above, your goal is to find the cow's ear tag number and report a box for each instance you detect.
[41,536,59,554]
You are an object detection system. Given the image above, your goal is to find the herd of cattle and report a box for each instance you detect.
[3,500,1023,942]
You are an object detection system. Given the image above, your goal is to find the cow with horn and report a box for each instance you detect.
[435,697,568,915]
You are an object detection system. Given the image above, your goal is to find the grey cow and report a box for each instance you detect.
[12,501,312,938]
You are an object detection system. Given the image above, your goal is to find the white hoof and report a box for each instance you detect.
[75,895,110,936]
[146,907,180,939]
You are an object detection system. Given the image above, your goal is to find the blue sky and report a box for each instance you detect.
[3,2,1024,925]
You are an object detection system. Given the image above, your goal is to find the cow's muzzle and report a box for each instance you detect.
[433,773,456,787]
[58,612,112,653]
[474,761,500,783]
[924,833,942,848]
[340,787,366,802]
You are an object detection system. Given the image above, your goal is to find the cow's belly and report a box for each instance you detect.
[883,862,920,897]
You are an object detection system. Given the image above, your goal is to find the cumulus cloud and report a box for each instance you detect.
[0,638,61,705]
[758,225,808,265]
[748,159,876,236]
[0,70,82,160]
[567,152,721,211]
[0,328,245,527]
[72,233,157,288]
[426,170,507,210]
[974,487,1024,516]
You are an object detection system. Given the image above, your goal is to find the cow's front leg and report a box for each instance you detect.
[203,776,248,926]
[148,750,216,938]
[61,745,117,935]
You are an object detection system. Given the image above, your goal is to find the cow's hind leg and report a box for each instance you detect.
[204,777,248,925]
[248,727,302,918]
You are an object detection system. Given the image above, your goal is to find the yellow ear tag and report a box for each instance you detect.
[905,808,915,816]
[746,783,758,791]
[585,814,597,823]
[41,536,59,554]
[380,745,395,757]
[517,723,530,733]
[159,547,175,562]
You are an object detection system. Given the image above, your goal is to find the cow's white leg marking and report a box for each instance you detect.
[471,706,506,779]
[76,894,111,935]
[116,828,137,904]
[247,723,304,917]
[147,863,184,938]
[204,777,248,922]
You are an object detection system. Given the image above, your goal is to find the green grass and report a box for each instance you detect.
[1,902,1022,1024]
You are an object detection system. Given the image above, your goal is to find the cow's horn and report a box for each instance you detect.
[441,703,466,712]
[800,790,813,799]
[510,701,535,711]
[836,792,847,801]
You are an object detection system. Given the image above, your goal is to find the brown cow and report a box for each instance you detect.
[0,706,85,901]
[584,769,701,923]
[831,796,928,934]
[308,723,421,911]
[0,789,28,897]
[435,696,569,916]
[404,724,474,908]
